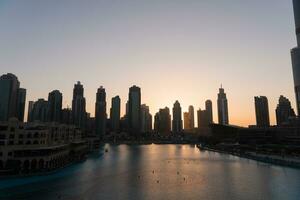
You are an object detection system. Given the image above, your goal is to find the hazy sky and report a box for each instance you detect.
[0,0,297,126]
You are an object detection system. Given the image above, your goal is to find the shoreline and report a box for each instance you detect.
[197,145,300,169]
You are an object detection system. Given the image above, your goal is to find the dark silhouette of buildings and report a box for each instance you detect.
[140,104,152,133]
[276,95,296,126]
[217,86,229,125]
[188,105,195,129]
[128,85,141,135]
[197,109,209,128]
[254,96,270,127]
[61,108,72,125]
[205,100,213,124]
[47,90,62,122]
[27,101,35,122]
[72,81,86,129]
[183,112,190,130]
[30,98,48,122]
[0,73,26,122]
[154,107,171,135]
[172,100,183,133]
[291,0,300,115]
[95,86,107,138]
[110,95,120,133]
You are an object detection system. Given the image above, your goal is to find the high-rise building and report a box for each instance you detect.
[276,95,296,126]
[183,112,190,130]
[172,100,183,133]
[140,104,152,133]
[47,90,62,122]
[72,81,86,129]
[16,88,26,122]
[27,101,35,122]
[0,73,26,121]
[128,85,141,135]
[291,0,300,115]
[217,86,229,125]
[205,100,213,124]
[197,109,209,128]
[95,86,107,138]
[154,107,171,135]
[254,96,270,127]
[188,105,195,129]
[30,99,48,122]
[110,96,120,132]
[61,108,72,125]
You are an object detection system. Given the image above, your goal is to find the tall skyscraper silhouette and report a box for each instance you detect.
[172,100,183,133]
[16,88,26,122]
[30,98,48,122]
[0,73,26,121]
[110,95,120,133]
[154,107,171,135]
[188,105,195,129]
[254,96,270,127]
[276,95,296,126]
[27,101,35,122]
[128,85,141,135]
[291,0,300,115]
[140,104,152,133]
[205,100,213,124]
[197,108,209,128]
[217,86,229,125]
[95,86,107,138]
[183,112,190,130]
[72,81,86,129]
[47,90,62,122]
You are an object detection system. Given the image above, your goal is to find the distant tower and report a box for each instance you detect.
[95,86,107,138]
[197,108,209,128]
[72,81,86,129]
[276,95,296,126]
[205,100,213,124]
[254,96,270,127]
[128,85,141,135]
[291,0,300,115]
[27,101,35,122]
[140,104,152,133]
[47,90,62,122]
[110,96,121,132]
[188,105,195,129]
[154,107,171,135]
[217,86,229,125]
[31,99,48,122]
[0,73,26,121]
[172,100,183,133]
[183,112,190,130]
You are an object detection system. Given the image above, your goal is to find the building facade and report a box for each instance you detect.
[172,101,183,133]
[254,96,270,127]
[217,87,229,125]
[72,82,86,129]
[128,86,141,135]
[110,96,121,133]
[95,86,107,138]
[276,96,296,126]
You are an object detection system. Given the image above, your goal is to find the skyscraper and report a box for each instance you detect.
[128,85,141,135]
[95,86,107,138]
[47,90,62,122]
[197,109,209,128]
[188,105,195,129]
[110,96,120,133]
[154,107,171,135]
[217,86,229,125]
[16,88,26,122]
[140,104,152,133]
[0,73,26,121]
[30,98,48,122]
[72,81,86,129]
[172,100,183,133]
[254,96,270,127]
[276,95,296,126]
[205,100,213,124]
[183,112,190,130]
[27,101,35,122]
[291,0,300,115]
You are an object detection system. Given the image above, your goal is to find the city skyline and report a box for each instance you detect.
[0,0,297,126]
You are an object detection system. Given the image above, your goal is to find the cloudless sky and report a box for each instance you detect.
[0,0,297,126]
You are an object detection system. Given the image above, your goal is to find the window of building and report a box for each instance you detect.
[10,127,15,132]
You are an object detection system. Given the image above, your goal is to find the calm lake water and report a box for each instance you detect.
[0,144,300,200]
